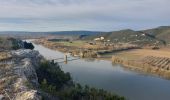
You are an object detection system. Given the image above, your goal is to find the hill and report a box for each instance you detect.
[143,26,170,43]
[84,29,165,46]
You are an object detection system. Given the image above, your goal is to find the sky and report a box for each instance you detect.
[0,0,169,32]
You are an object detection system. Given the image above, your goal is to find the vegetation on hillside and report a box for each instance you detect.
[143,26,170,43]
[84,27,170,46]
[0,37,21,50]
[36,61,125,100]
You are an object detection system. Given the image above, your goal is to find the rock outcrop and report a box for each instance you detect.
[0,49,43,100]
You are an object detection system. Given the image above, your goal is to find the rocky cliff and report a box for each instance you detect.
[0,49,43,100]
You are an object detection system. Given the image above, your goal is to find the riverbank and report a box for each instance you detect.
[34,39,139,58]
[112,49,170,79]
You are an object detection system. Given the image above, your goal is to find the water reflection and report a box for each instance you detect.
[83,58,97,62]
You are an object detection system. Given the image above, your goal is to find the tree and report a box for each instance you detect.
[41,79,48,90]
[23,41,34,50]
[36,61,126,100]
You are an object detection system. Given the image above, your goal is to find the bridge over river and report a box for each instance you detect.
[50,54,81,64]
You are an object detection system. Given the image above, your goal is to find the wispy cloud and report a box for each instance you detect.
[0,0,169,31]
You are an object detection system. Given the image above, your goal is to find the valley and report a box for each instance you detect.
[1,26,170,100]
[0,1,170,100]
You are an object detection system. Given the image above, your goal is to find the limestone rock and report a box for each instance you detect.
[0,49,43,100]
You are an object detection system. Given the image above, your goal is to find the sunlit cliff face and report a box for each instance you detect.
[0,0,169,31]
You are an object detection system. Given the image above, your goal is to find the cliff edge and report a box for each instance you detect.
[0,49,42,100]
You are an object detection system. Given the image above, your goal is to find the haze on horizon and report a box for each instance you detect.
[0,0,169,32]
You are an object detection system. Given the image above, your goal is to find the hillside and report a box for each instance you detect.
[84,29,165,46]
[143,26,170,44]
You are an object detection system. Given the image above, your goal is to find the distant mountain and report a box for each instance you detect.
[48,31,101,35]
[0,31,102,39]
[143,26,170,43]
[0,31,101,36]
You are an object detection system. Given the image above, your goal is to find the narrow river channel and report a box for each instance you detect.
[31,42,170,100]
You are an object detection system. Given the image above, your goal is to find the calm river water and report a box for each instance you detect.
[32,42,170,100]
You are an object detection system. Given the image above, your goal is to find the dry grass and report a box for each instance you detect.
[59,41,86,47]
[114,48,170,60]
[0,52,11,60]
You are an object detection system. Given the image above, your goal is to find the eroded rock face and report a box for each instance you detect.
[0,49,43,100]
[15,90,41,100]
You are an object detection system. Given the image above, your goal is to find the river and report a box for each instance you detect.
[32,42,170,100]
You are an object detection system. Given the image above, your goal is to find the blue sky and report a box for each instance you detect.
[0,0,169,31]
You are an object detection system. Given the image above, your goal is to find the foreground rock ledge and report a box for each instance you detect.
[0,49,42,100]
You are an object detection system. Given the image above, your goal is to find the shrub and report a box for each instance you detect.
[36,61,125,100]
[23,41,34,50]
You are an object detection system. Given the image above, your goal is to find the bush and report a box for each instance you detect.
[36,61,125,100]
[23,41,34,50]
[36,61,72,90]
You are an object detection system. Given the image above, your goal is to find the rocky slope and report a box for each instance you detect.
[0,49,42,100]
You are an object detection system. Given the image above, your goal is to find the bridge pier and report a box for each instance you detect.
[51,53,80,64]
[51,60,55,64]
[64,54,68,64]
